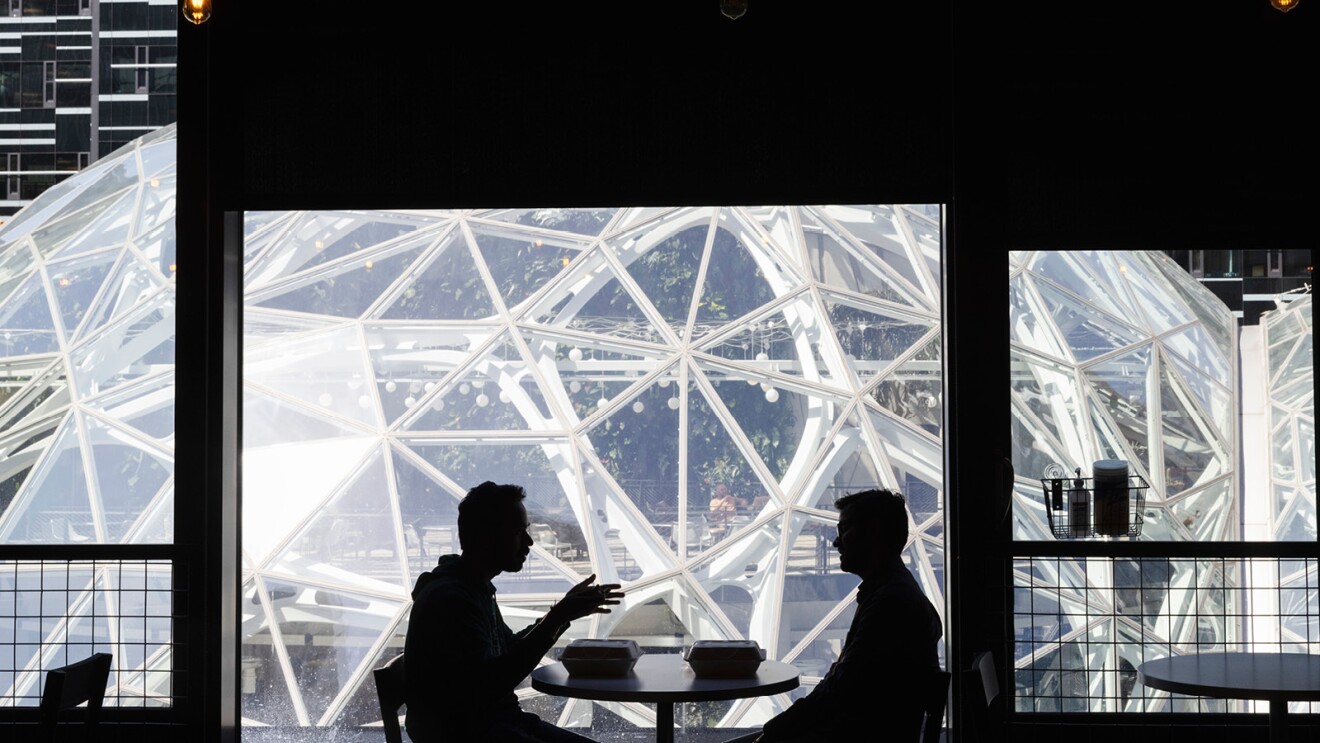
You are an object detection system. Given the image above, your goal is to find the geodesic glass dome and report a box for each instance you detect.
[1261,292,1314,542]
[0,126,176,706]
[239,204,946,730]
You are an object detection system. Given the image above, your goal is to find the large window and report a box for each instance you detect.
[239,206,946,735]
[1009,251,1315,715]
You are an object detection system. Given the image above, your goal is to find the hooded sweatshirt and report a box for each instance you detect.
[403,554,568,741]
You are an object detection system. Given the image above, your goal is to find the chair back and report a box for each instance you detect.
[40,652,113,743]
[374,653,406,743]
[973,650,1000,708]
[919,669,952,743]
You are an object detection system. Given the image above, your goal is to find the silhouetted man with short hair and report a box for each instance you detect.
[404,482,624,742]
[730,488,942,742]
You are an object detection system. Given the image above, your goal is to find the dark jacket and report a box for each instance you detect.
[762,558,943,741]
[403,554,567,741]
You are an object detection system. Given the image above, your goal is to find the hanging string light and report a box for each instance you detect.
[182,0,211,24]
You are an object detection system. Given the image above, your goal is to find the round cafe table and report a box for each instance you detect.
[1137,652,1320,743]
[531,653,800,743]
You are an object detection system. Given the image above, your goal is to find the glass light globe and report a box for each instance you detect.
[317,393,333,407]
[765,388,780,403]
[385,380,397,393]
[433,399,445,411]
[459,383,471,395]
[632,401,645,413]
[499,390,511,403]
[658,379,670,388]
[476,394,490,407]
[755,352,769,361]
[598,397,609,408]
[358,395,372,408]
[748,378,759,386]
[569,381,582,393]
[760,382,772,393]
[424,382,435,393]
[404,396,416,408]
[667,397,680,410]
[568,347,583,361]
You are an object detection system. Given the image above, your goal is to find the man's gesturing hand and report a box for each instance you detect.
[550,574,624,624]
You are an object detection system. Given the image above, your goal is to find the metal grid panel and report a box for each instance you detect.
[1013,556,1318,714]
[0,559,179,708]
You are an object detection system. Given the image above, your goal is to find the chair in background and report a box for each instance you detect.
[529,523,569,559]
[374,653,406,743]
[40,652,112,743]
[968,650,1001,740]
[919,669,953,743]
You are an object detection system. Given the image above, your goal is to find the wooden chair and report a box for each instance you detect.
[40,652,112,743]
[919,669,952,743]
[968,650,1001,741]
[373,653,406,743]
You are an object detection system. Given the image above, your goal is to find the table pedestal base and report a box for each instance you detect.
[1269,699,1288,743]
[656,701,674,743]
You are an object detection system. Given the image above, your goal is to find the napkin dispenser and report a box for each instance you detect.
[558,639,642,677]
[683,640,766,677]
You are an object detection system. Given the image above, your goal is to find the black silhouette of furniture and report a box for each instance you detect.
[532,653,799,743]
[1138,652,1320,743]
[919,669,952,743]
[969,650,1000,741]
[39,652,112,743]
[373,653,406,743]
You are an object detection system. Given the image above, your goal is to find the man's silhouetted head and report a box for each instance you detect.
[458,481,532,575]
[832,489,909,578]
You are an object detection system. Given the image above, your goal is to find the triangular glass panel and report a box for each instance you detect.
[0,416,94,543]
[471,226,588,312]
[1034,279,1147,363]
[1010,397,1072,493]
[1170,479,1233,541]
[1010,349,1088,469]
[619,222,708,329]
[0,358,70,438]
[0,240,36,306]
[30,181,136,260]
[132,219,176,277]
[576,453,666,583]
[610,207,680,233]
[520,329,664,426]
[490,547,579,596]
[1010,273,1070,362]
[740,206,798,261]
[693,221,777,327]
[1163,347,1232,442]
[1088,396,1134,469]
[54,187,136,260]
[1268,331,1301,376]
[1082,345,1153,476]
[1159,362,1226,497]
[132,173,176,240]
[375,228,496,320]
[83,413,172,542]
[138,138,174,178]
[391,448,463,581]
[87,370,174,445]
[801,411,885,510]
[869,335,942,438]
[584,378,681,539]
[477,208,619,236]
[698,292,837,384]
[269,447,408,590]
[1276,333,1313,396]
[99,561,173,678]
[1296,418,1314,485]
[799,207,920,307]
[75,250,165,345]
[243,210,294,245]
[1149,251,1236,357]
[1111,253,1196,334]
[701,363,815,485]
[243,309,340,343]
[242,385,368,450]
[866,408,942,522]
[126,482,173,544]
[403,332,553,432]
[817,204,936,304]
[1163,324,1231,386]
[243,436,377,566]
[245,212,436,286]
[821,291,934,384]
[362,323,497,423]
[525,248,669,344]
[685,382,772,559]
[776,512,858,660]
[1275,486,1315,542]
[1026,251,1130,321]
[600,575,731,646]
[688,513,786,642]
[245,323,379,429]
[267,579,402,724]
[48,248,119,341]
[256,234,429,319]
[239,579,302,726]
[69,290,173,401]
[0,271,59,356]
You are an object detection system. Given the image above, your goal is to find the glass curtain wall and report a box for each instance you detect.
[238,205,946,734]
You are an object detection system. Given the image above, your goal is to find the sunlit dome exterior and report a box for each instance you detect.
[240,204,946,729]
[0,127,176,704]
[1009,251,1242,712]
[1261,292,1314,542]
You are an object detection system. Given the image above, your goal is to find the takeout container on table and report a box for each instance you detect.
[558,639,642,676]
[683,640,766,677]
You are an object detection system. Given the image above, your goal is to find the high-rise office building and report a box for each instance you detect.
[1164,249,1312,325]
[0,0,175,218]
